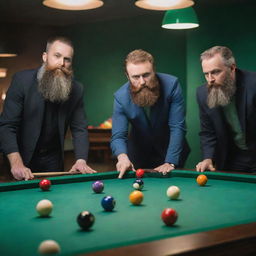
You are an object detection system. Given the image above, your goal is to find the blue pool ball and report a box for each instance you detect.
[101,196,116,211]
[92,181,104,193]
[133,179,144,190]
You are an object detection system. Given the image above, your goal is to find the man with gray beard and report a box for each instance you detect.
[196,46,256,173]
[111,49,190,178]
[0,36,95,180]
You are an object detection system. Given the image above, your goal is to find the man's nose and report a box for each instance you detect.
[138,76,146,84]
[58,58,65,67]
[208,74,215,84]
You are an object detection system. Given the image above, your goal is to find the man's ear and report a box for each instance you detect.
[230,63,236,72]
[42,52,47,63]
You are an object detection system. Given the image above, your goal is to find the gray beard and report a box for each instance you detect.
[207,76,236,109]
[37,64,72,103]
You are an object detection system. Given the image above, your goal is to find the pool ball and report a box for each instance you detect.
[92,181,104,193]
[166,185,180,200]
[197,174,208,186]
[161,208,178,226]
[38,240,60,254]
[136,169,145,178]
[39,179,51,191]
[132,179,144,190]
[36,199,53,217]
[101,196,116,211]
[77,211,95,230]
[129,190,144,205]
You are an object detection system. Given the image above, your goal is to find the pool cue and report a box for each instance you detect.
[32,171,80,177]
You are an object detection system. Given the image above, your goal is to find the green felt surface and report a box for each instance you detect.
[0,170,256,256]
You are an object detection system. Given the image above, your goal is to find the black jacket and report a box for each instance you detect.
[0,69,89,166]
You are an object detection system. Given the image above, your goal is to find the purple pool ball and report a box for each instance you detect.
[92,181,104,193]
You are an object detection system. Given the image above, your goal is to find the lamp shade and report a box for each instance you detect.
[162,7,199,29]
[43,0,103,10]
[135,0,194,11]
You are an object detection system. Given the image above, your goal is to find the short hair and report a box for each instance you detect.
[124,49,155,73]
[200,46,236,67]
[45,36,74,52]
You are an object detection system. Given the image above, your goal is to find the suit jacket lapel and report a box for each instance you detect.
[235,72,246,132]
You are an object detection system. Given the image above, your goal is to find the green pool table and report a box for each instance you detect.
[0,170,256,256]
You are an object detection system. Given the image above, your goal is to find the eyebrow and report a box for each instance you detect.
[203,69,221,75]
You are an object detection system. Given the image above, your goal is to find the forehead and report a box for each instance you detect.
[48,40,73,57]
[126,61,153,75]
[202,54,226,72]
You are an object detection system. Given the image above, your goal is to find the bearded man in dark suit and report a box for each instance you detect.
[0,36,95,180]
[196,46,256,173]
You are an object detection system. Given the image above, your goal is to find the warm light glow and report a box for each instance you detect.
[135,0,194,10]
[0,68,7,78]
[43,0,104,10]
[162,23,199,29]
[1,92,6,100]
[0,53,17,57]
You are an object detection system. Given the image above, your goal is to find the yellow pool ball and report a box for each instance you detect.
[196,174,208,186]
[129,190,144,205]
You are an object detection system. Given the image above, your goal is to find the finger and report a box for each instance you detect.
[28,169,34,179]
[209,165,216,172]
[196,164,201,172]
[69,167,78,173]
[24,170,30,181]
[131,164,136,172]
[86,168,95,174]
[118,168,126,179]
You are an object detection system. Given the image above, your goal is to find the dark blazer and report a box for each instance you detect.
[0,69,89,166]
[196,69,256,170]
[111,73,190,168]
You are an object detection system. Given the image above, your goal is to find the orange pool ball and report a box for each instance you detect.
[129,190,144,205]
[196,174,208,186]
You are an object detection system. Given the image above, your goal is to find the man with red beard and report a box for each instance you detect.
[0,36,95,180]
[111,49,190,178]
[196,46,256,172]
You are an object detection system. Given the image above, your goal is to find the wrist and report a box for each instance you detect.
[117,153,129,161]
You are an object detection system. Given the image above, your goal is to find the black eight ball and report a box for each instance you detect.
[77,211,95,230]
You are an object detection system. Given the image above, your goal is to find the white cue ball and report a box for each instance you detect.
[38,240,60,254]
[36,199,53,217]
[166,186,180,200]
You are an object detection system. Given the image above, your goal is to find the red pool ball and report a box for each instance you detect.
[161,208,178,226]
[136,169,145,178]
[39,179,51,191]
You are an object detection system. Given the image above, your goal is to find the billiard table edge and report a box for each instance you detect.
[82,221,256,256]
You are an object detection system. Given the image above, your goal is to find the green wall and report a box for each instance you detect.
[185,0,256,168]
[67,13,187,126]
[65,0,256,168]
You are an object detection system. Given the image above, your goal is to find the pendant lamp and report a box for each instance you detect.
[162,7,199,29]
[135,0,194,11]
[43,0,104,10]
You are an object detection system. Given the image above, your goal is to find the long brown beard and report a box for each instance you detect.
[130,76,160,107]
[207,73,236,108]
[37,64,73,103]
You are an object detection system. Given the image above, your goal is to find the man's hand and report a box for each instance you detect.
[7,152,34,180]
[154,163,175,175]
[196,159,216,172]
[69,159,97,174]
[116,153,136,179]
